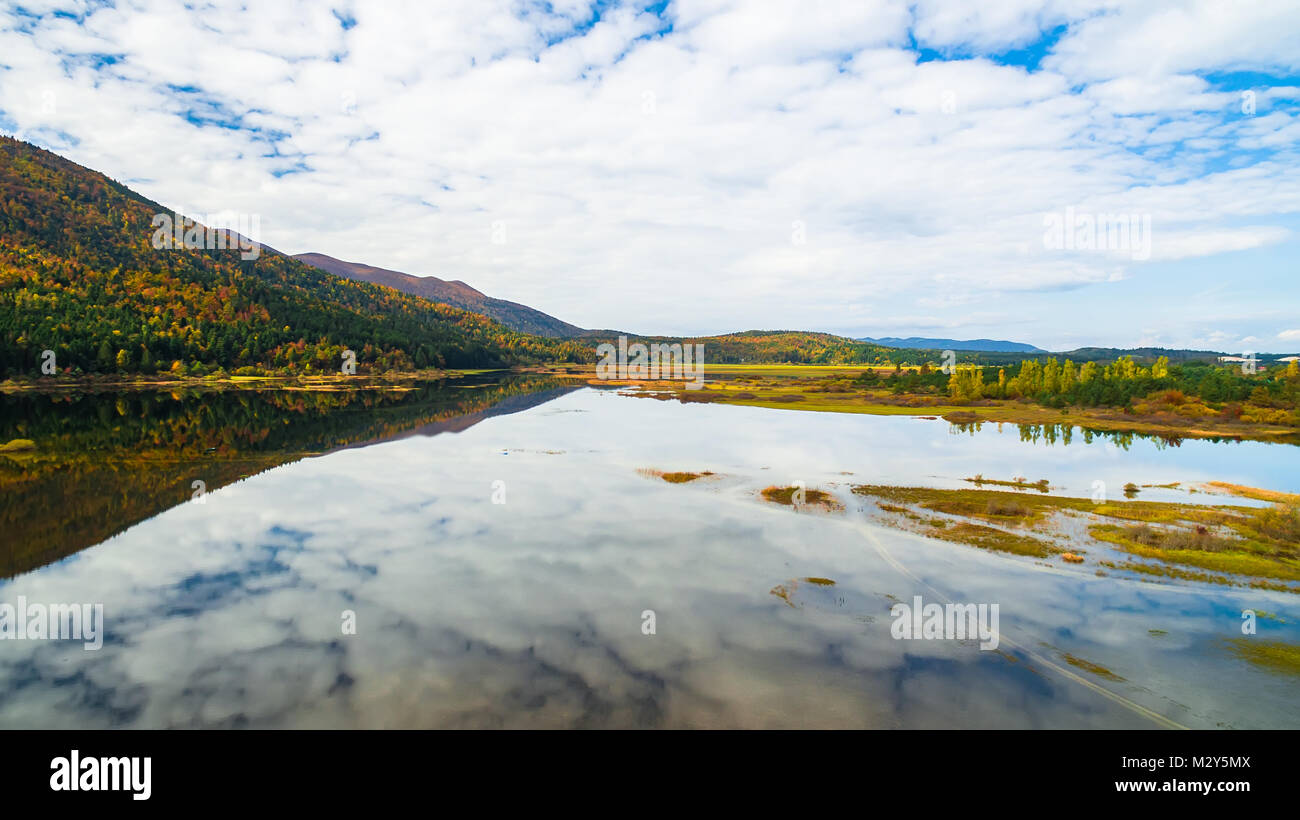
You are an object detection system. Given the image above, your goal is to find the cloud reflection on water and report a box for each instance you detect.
[1,388,1297,728]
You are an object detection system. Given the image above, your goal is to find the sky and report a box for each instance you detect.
[0,0,1298,352]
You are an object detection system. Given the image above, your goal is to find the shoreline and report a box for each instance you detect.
[0,368,507,394]
[532,364,1300,445]
[7,363,1298,445]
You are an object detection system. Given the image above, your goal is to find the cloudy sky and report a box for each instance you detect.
[1,0,1298,351]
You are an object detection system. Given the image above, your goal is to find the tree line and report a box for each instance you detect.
[941,355,1300,411]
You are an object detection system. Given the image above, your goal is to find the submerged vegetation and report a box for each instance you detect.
[1224,638,1300,677]
[769,576,840,609]
[1061,653,1125,682]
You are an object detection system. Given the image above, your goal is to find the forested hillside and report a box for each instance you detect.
[0,137,588,378]
[581,330,897,364]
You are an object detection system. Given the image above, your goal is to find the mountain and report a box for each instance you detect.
[294,252,585,338]
[0,137,586,377]
[858,336,1046,353]
[1056,347,1225,363]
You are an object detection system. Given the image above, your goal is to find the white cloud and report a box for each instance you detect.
[1045,0,1300,81]
[0,0,1297,346]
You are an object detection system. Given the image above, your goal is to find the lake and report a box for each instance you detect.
[1,375,1297,728]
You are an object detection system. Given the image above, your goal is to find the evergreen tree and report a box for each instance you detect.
[96,339,114,372]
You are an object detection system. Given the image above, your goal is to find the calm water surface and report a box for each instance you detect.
[1,378,1297,728]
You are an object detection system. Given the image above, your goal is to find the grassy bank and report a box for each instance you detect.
[539,363,1300,444]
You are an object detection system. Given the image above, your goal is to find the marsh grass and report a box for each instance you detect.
[1203,482,1300,505]
[638,468,715,483]
[602,364,1300,442]
[965,475,1050,493]
[1243,504,1300,545]
[985,499,1032,518]
[857,482,1300,591]
[1123,523,1238,553]
[925,521,1059,558]
[1100,558,1237,588]
[761,485,841,510]
[1090,524,1300,586]
[1062,653,1125,682]
[1224,638,1300,677]
[868,486,1042,526]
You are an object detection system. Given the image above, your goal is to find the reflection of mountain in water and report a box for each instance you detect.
[0,376,578,578]
[333,386,581,451]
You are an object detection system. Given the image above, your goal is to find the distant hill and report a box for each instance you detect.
[294,253,585,338]
[1056,347,1224,363]
[886,345,1237,368]
[0,137,585,377]
[584,330,896,364]
[858,336,1046,353]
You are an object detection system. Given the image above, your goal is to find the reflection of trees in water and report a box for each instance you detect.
[0,375,570,578]
[1,376,566,457]
[946,419,1219,451]
[1016,423,1085,447]
[1012,423,1183,450]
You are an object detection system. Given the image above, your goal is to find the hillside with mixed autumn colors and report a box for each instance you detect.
[581,329,898,364]
[0,137,588,378]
